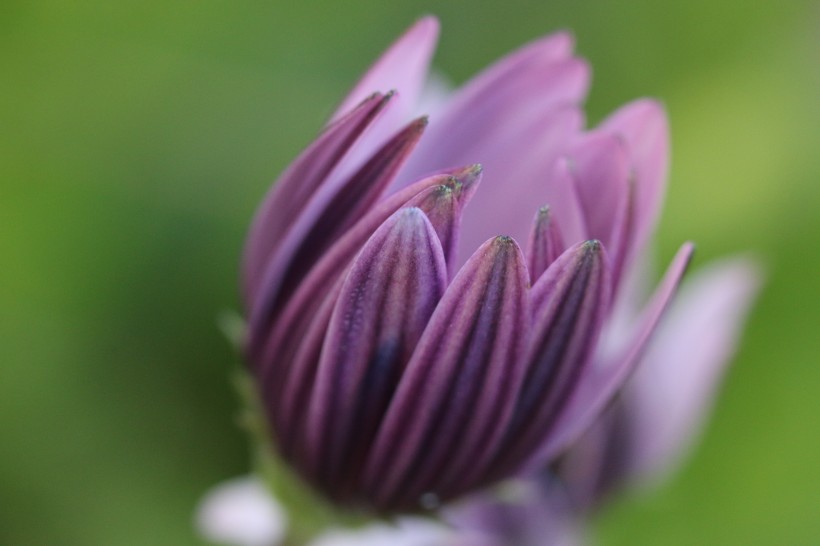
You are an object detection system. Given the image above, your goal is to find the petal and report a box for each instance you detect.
[531,243,695,467]
[600,99,670,258]
[247,116,427,356]
[564,133,632,284]
[331,17,440,123]
[304,208,448,497]
[195,476,287,546]
[526,206,566,283]
[402,58,588,179]
[242,93,391,307]
[624,257,761,480]
[363,236,530,510]
[542,157,590,249]
[308,517,451,546]
[397,30,581,174]
[492,241,610,476]
[551,405,632,511]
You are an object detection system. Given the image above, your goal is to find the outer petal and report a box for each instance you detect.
[363,236,530,511]
[304,208,448,497]
[550,404,632,511]
[309,518,451,546]
[445,480,583,546]
[600,99,670,259]
[530,243,695,467]
[247,116,427,356]
[331,17,440,124]
[195,476,287,546]
[492,241,610,477]
[242,93,391,307]
[397,29,579,172]
[624,257,761,480]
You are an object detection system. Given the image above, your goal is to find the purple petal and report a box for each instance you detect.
[526,206,566,283]
[242,93,390,307]
[551,404,632,511]
[270,278,342,461]
[542,157,590,249]
[363,236,531,510]
[247,116,427,356]
[600,99,669,259]
[397,30,579,165]
[623,257,761,481]
[563,133,632,284]
[530,243,695,468]
[331,17,440,124]
[492,240,610,477]
[303,208,448,498]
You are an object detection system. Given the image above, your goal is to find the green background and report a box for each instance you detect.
[1,1,818,544]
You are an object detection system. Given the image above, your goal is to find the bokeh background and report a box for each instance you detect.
[2,1,818,544]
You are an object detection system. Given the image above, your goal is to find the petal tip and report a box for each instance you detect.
[584,239,602,251]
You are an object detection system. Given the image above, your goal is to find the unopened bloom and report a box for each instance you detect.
[241,17,692,514]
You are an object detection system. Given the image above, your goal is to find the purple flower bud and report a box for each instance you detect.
[241,17,694,514]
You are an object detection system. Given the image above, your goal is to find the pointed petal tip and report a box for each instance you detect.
[682,240,696,261]
[414,14,441,34]
[610,97,670,130]
[495,235,516,246]
[584,239,602,251]
[450,163,483,182]
[446,164,483,201]
[397,205,425,221]
[526,29,577,59]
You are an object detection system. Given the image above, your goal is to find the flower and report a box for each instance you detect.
[240,16,694,514]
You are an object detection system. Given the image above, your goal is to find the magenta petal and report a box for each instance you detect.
[624,257,761,480]
[270,280,342,459]
[562,133,633,288]
[242,93,390,307]
[526,206,565,283]
[601,99,670,258]
[541,156,590,250]
[303,208,448,497]
[494,240,610,475]
[399,30,580,170]
[363,236,530,510]
[247,116,427,354]
[331,17,440,124]
[532,242,695,467]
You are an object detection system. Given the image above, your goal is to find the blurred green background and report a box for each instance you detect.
[1,1,818,544]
